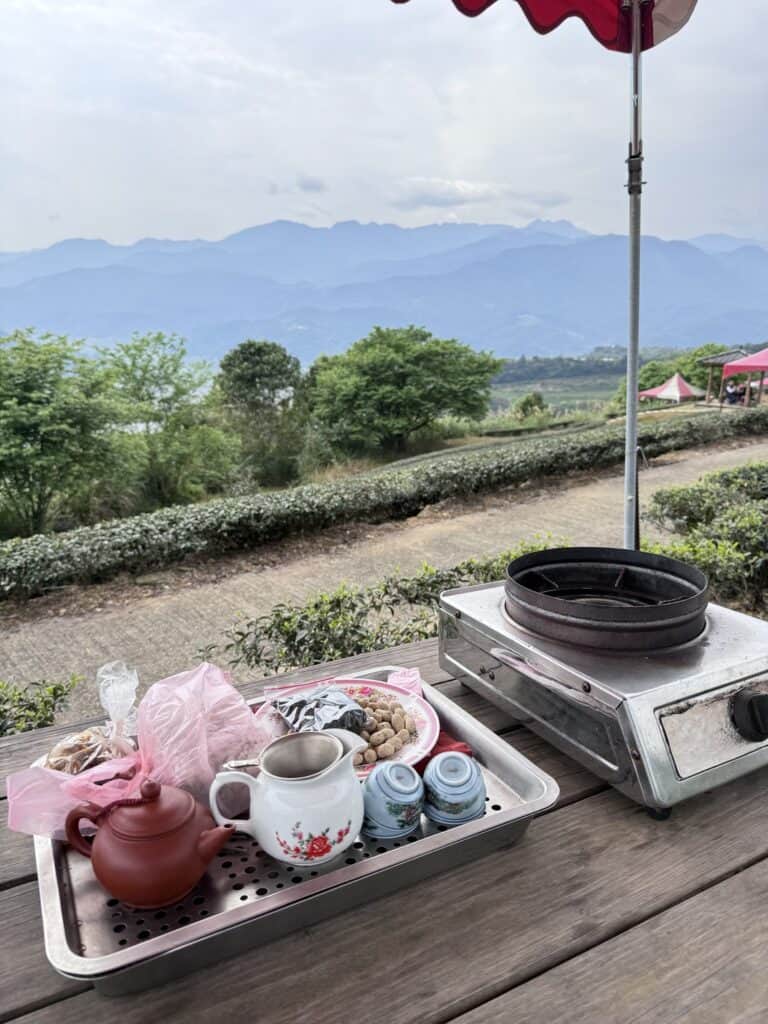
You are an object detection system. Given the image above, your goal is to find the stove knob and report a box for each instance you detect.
[732,689,768,742]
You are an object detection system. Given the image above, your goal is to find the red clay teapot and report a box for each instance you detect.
[65,778,234,909]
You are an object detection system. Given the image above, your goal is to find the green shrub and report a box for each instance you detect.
[0,676,79,737]
[2,407,767,600]
[512,391,548,421]
[208,538,559,673]
[647,461,768,607]
[648,536,752,604]
[647,462,768,533]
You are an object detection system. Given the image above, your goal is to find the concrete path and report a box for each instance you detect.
[3,436,767,721]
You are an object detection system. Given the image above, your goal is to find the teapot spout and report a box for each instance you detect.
[197,824,235,864]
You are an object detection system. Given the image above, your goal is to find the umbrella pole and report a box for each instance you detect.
[623,0,643,550]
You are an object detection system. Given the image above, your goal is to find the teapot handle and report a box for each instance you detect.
[64,802,104,858]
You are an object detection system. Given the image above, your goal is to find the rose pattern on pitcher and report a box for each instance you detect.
[275,820,352,861]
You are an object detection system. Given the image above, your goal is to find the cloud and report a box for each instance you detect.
[390,177,569,212]
[296,174,327,194]
[0,0,766,246]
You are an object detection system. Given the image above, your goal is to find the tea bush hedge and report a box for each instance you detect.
[647,461,768,533]
[2,408,767,599]
[208,538,559,673]
[647,459,768,606]
[213,526,761,675]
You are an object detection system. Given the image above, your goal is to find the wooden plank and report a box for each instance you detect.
[433,679,517,734]
[0,639,452,791]
[0,882,89,1022]
[15,768,768,1024]
[454,857,768,1024]
[0,801,35,891]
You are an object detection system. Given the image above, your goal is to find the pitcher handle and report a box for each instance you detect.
[209,770,259,828]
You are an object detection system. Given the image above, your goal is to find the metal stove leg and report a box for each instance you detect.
[646,806,672,821]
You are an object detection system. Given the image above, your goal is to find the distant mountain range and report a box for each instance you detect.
[1,219,766,362]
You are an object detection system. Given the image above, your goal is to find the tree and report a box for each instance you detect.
[512,391,548,421]
[307,326,503,453]
[215,340,304,487]
[104,332,210,428]
[673,343,730,390]
[103,332,238,506]
[0,330,118,534]
[637,360,677,392]
[218,340,301,415]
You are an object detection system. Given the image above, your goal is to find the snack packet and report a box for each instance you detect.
[273,686,367,733]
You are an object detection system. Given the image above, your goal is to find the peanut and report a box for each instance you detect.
[352,752,364,767]
[397,728,410,744]
[363,748,378,764]
[370,730,389,747]
[377,742,395,759]
[391,713,405,733]
[405,715,416,733]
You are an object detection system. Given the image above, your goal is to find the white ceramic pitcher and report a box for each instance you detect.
[209,729,366,866]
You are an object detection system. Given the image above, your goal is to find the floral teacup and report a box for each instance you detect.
[423,752,486,826]
[362,762,424,838]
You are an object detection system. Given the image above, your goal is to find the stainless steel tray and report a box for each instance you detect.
[35,667,559,995]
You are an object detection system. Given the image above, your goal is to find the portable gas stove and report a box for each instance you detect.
[439,547,768,812]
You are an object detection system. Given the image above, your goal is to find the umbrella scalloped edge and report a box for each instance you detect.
[390,0,698,54]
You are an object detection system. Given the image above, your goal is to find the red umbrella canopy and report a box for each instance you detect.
[390,0,697,52]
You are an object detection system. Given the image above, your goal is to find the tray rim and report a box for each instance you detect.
[34,667,559,983]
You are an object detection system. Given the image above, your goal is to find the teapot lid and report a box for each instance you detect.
[108,779,195,839]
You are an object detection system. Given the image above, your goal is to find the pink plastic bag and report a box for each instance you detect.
[386,667,424,696]
[7,663,262,838]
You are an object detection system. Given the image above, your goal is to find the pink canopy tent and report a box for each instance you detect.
[639,372,704,403]
[722,348,768,379]
[390,0,699,548]
[722,347,768,406]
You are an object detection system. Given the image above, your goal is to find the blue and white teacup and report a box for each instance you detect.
[423,752,486,826]
[362,762,424,838]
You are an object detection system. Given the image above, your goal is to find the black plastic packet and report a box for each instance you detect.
[273,686,367,734]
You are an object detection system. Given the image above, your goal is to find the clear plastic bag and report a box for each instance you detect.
[44,661,139,774]
[97,660,139,755]
[7,662,262,838]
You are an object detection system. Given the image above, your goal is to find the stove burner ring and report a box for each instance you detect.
[505,547,709,652]
[499,595,709,656]
[559,593,651,607]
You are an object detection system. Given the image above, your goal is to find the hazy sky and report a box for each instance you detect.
[2,1,766,250]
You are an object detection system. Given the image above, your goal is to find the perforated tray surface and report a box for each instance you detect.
[35,669,559,994]
[71,772,514,958]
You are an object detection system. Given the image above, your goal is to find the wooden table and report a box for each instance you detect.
[3,638,768,1023]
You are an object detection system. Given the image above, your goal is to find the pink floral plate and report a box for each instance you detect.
[252,677,440,779]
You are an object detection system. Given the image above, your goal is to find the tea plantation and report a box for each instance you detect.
[2,408,766,600]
